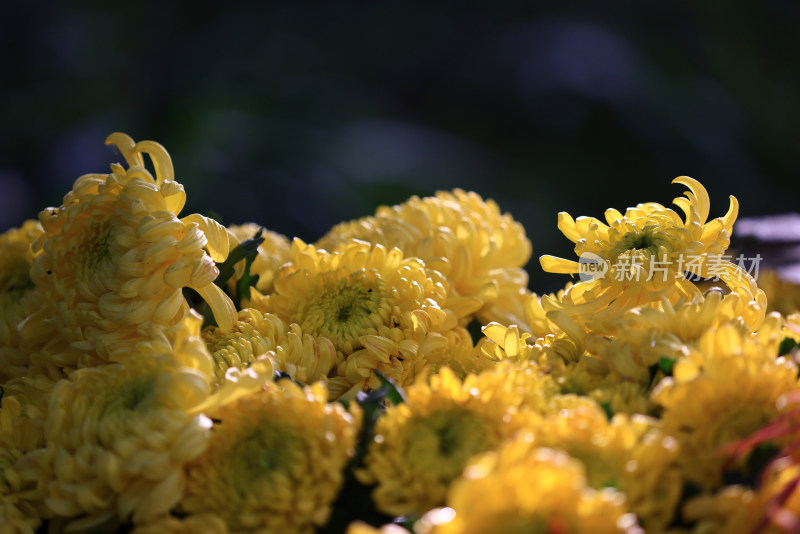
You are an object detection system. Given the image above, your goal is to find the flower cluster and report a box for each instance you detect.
[2,133,800,534]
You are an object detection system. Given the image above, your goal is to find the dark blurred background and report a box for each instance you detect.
[2,1,798,293]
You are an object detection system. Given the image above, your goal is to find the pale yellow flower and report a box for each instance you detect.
[29,345,213,529]
[758,269,800,316]
[417,325,494,378]
[416,439,642,534]
[554,361,657,416]
[540,177,765,325]
[266,239,469,397]
[524,284,573,338]
[0,220,45,382]
[586,290,759,381]
[23,133,236,369]
[131,513,228,534]
[317,189,531,327]
[202,307,336,387]
[683,461,800,534]
[479,308,604,374]
[180,380,360,534]
[357,367,542,516]
[0,394,48,534]
[652,324,800,490]
[532,403,682,531]
[783,312,800,344]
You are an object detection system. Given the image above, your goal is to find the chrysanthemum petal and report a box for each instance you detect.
[673,176,710,223]
[539,255,580,274]
[193,283,236,333]
[181,214,233,263]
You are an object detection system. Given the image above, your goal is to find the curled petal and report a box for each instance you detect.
[134,140,174,185]
[539,255,580,275]
[181,214,233,263]
[672,176,710,224]
[105,132,144,169]
[194,283,236,333]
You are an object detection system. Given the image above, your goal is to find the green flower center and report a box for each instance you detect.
[103,374,157,418]
[227,426,297,496]
[87,224,114,270]
[407,408,492,481]
[559,444,619,490]
[629,233,653,250]
[617,230,659,256]
[0,268,34,297]
[303,273,387,352]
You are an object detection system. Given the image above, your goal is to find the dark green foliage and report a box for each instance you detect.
[322,372,407,533]
[778,336,800,357]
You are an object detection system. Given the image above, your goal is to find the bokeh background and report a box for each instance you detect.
[2,1,798,293]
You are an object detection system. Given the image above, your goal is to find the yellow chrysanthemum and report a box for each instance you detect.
[22,132,236,369]
[266,239,468,397]
[759,270,800,316]
[0,394,48,534]
[0,220,45,382]
[271,322,338,384]
[202,307,336,386]
[683,460,800,534]
[472,359,569,416]
[540,177,765,324]
[531,403,682,531]
[357,366,542,516]
[553,360,657,416]
[316,189,531,327]
[130,513,228,534]
[479,299,660,414]
[783,312,800,345]
[226,223,292,299]
[417,325,494,378]
[415,439,642,534]
[587,290,759,381]
[27,341,213,530]
[524,285,572,339]
[652,324,800,490]
[180,380,360,534]
[479,309,605,375]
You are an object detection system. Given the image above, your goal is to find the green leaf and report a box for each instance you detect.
[319,378,407,533]
[778,336,800,357]
[233,252,258,307]
[600,401,614,420]
[374,371,406,405]
[658,356,676,376]
[722,442,781,487]
[213,232,265,289]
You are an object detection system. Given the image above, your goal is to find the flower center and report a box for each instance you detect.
[227,426,296,496]
[102,375,156,418]
[715,402,774,451]
[407,408,491,480]
[560,444,619,490]
[618,230,658,256]
[303,273,387,352]
[0,268,34,297]
[80,219,116,274]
